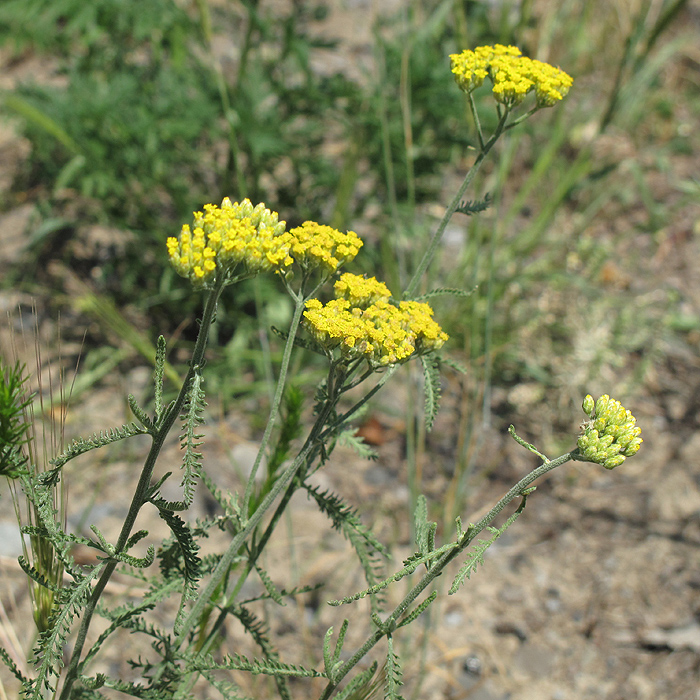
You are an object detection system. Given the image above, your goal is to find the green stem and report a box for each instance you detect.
[404,109,508,299]
[172,441,316,657]
[57,280,225,700]
[317,450,572,699]
[242,291,306,517]
[186,358,349,666]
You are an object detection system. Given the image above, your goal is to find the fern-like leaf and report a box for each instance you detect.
[179,370,206,506]
[128,394,155,433]
[153,335,167,422]
[328,541,457,607]
[419,354,442,431]
[455,192,492,216]
[254,564,284,606]
[323,619,349,682]
[156,508,200,635]
[384,637,406,700]
[396,591,437,629]
[17,555,59,591]
[305,484,386,557]
[413,494,437,569]
[28,565,105,699]
[51,423,147,469]
[306,483,388,612]
[337,430,379,461]
[0,644,30,685]
[87,599,158,669]
[449,498,527,595]
[231,603,291,700]
[192,652,323,678]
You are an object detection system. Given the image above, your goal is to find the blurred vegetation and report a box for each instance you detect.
[0,0,696,424]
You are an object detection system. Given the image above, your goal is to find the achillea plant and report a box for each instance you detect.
[0,46,642,700]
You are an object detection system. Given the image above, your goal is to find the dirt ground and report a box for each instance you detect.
[1,2,700,699]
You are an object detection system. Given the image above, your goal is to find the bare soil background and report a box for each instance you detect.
[1,2,700,699]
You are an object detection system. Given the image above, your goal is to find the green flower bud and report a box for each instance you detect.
[603,455,626,470]
[595,394,610,416]
[609,406,628,426]
[604,424,624,439]
[582,394,595,417]
[598,433,614,450]
[606,442,622,457]
[623,438,642,456]
[583,446,600,461]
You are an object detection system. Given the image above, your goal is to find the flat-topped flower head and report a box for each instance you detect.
[303,278,448,368]
[450,44,572,109]
[285,222,363,275]
[167,198,291,288]
[576,394,642,469]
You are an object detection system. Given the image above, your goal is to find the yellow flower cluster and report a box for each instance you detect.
[168,200,366,288]
[286,222,363,275]
[167,198,291,288]
[303,274,448,366]
[577,394,643,469]
[450,45,573,108]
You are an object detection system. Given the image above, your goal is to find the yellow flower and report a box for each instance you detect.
[286,222,363,275]
[303,278,448,368]
[450,45,572,109]
[167,198,291,288]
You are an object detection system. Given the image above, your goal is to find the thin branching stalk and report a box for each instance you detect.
[317,451,573,699]
[404,109,509,298]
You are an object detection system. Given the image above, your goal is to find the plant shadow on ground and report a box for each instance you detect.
[1,0,700,698]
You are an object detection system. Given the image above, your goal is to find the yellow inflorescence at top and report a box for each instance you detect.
[167,200,363,288]
[303,273,448,367]
[450,44,573,108]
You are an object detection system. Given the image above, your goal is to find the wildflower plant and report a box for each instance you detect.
[0,46,643,700]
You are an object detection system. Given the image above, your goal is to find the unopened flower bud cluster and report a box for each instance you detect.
[303,273,448,367]
[450,44,573,108]
[577,395,642,469]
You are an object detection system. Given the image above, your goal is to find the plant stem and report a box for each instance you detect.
[317,450,572,699]
[242,292,307,516]
[57,279,225,700]
[404,110,508,299]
